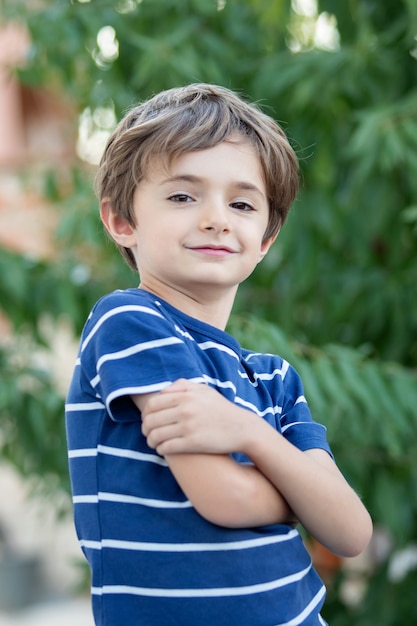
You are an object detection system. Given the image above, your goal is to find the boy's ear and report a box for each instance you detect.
[258,231,279,263]
[100,198,136,248]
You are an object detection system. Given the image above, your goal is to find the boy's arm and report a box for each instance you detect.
[132,391,297,529]
[140,379,373,558]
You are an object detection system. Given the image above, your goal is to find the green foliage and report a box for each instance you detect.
[0,343,70,501]
[1,0,417,621]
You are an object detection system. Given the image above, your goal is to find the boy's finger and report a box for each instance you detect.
[161,378,195,393]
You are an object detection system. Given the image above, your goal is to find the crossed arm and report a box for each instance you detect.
[132,379,372,558]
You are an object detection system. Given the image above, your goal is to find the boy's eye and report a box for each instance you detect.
[231,201,254,212]
[168,193,193,203]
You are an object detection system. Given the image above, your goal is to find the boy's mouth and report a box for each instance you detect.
[187,244,237,257]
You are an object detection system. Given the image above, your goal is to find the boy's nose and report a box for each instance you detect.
[199,201,231,232]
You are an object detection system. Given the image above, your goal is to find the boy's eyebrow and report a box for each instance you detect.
[161,174,202,185]
[161,174,266,199]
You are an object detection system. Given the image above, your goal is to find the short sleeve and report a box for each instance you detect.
[79,293,206,422]
[279,364,333,457]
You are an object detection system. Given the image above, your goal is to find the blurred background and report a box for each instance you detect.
[0,0,416,624]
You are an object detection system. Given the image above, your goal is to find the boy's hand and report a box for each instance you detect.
[141,379,259,456]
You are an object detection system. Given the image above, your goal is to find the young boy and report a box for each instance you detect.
[65,83,372,626]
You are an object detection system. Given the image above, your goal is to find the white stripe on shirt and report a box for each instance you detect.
[79,528,299,553]
[95,336,183,374]
[273,585,326,626]
[198,341,240,360]
[73,492,192,508]
[82,305,164,351]
[91,563,312,598]
[65,401,105,411]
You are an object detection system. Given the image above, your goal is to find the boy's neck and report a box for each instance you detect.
[138,281,237,330]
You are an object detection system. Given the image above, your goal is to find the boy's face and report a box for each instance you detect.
[103,138,276,307]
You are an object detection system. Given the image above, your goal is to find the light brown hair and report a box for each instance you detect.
[95,83,299,270]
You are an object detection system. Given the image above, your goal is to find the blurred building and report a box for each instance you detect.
[0,21,75,257]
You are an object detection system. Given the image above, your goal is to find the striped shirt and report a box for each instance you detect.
[65,288,332,625]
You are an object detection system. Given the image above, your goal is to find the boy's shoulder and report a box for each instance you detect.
[88,288,166,322]
[240,348,303,388]
[241,347,287,369]
[93,287,156,310]
[83,288,167,339]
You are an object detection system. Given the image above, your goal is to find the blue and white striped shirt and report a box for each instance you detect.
[66,288,331,625]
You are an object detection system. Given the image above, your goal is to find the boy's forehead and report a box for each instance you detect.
[142,135,261,182]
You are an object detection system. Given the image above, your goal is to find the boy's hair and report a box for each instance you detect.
[95,83,299,270]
